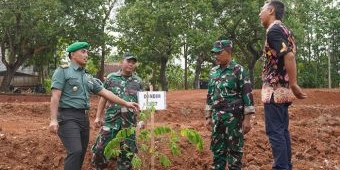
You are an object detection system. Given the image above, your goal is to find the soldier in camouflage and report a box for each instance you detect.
[91,53,143,170]
[205,40,255,170]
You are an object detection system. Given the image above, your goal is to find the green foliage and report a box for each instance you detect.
[153,126,172,136]
[253,61,263,89]
[85,58,99,75]
[104,106,204,169]
[1,0,339,91]
[113,0,220,90]
[131,154,142,168]
[168,139,181,156]
[0,0,64,91]
[291,0,340,88]
[139,103,156,121]
[180,128,204,152]
[43,78,52,94]
[158,154,171,167]
[0,0,117,91]
[104,128,136,159]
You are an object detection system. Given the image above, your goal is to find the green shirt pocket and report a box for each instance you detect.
[68,77,80,93]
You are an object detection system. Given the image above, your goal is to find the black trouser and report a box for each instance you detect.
[57,108,89,170]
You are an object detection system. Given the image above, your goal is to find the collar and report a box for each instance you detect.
[70,61,84,71]
[111,69,134,77]
[217,60,236,71]
[266,20,282,33]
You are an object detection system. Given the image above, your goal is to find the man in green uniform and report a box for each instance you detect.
[48,42,139,170]
[91,52,143,170]
[205,39,255,170]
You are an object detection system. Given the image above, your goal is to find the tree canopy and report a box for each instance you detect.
[0,0,339,92]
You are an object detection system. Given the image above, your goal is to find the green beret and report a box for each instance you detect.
[66,42,89,52]
[211,40,232,53]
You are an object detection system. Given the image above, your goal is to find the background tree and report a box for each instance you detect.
[294,0,340,88]
[0,0,122,91]
[0,0,64,91]
[113,0,223,90]
[1,0,338,91]
[114,0,186,91]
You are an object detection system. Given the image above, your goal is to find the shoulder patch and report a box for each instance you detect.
[60,64,69,69]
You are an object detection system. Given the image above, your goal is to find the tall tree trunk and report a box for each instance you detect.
[0,44,46,92]
[184,43,188,89]
[194,53,204,89]
[247,43,261,87]
[97,1,116,81]
[247,57,257,87]
[159,56,168,91]
[98,43,105,81]
[0,47,22,92]
[0,70,16,92]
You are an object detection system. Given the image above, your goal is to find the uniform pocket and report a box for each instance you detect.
[126,81,140,94]
[67,77,80,93]
[68,77,79,86]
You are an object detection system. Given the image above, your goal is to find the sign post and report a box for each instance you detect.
[137,91,166,110]
[137,91,166,169]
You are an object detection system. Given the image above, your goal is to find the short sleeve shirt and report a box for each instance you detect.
[261,20,296,103]
[205,60,255,114]
[51,62,103,109]
[104,71,143,115]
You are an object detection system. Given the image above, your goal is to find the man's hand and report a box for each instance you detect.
[291,84,307,99]
[205,118,213,131]
[49,120,59,134]
[94,117,104,128]
[126,102,140,111]
[204,110,213,131]
[242,115,252,135]
[137,121,146,129]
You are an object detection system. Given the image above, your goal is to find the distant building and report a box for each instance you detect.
[104,62,121,78]
[0,49,41,92]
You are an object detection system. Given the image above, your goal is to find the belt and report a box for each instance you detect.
[58,108,89,114]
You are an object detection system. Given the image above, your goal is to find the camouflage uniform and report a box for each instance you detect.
[205,60,255,170]
[92,71,143,170]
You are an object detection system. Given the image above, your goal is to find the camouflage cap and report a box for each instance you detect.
[66,42,89,52]
[122,52,137,61]
[211,40,232,53]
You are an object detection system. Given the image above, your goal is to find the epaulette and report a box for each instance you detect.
[60,64,69,69]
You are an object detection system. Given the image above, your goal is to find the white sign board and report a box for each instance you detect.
[137,91,166,110]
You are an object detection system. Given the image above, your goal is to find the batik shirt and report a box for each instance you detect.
[261,20,296,104]
[103,71,143,125]
[205,60,255,114]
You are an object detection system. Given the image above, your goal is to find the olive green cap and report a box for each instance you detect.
[66,42,89,52]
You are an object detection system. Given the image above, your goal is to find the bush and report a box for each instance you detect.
[104,106,204,169]
[43,78,52,94]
